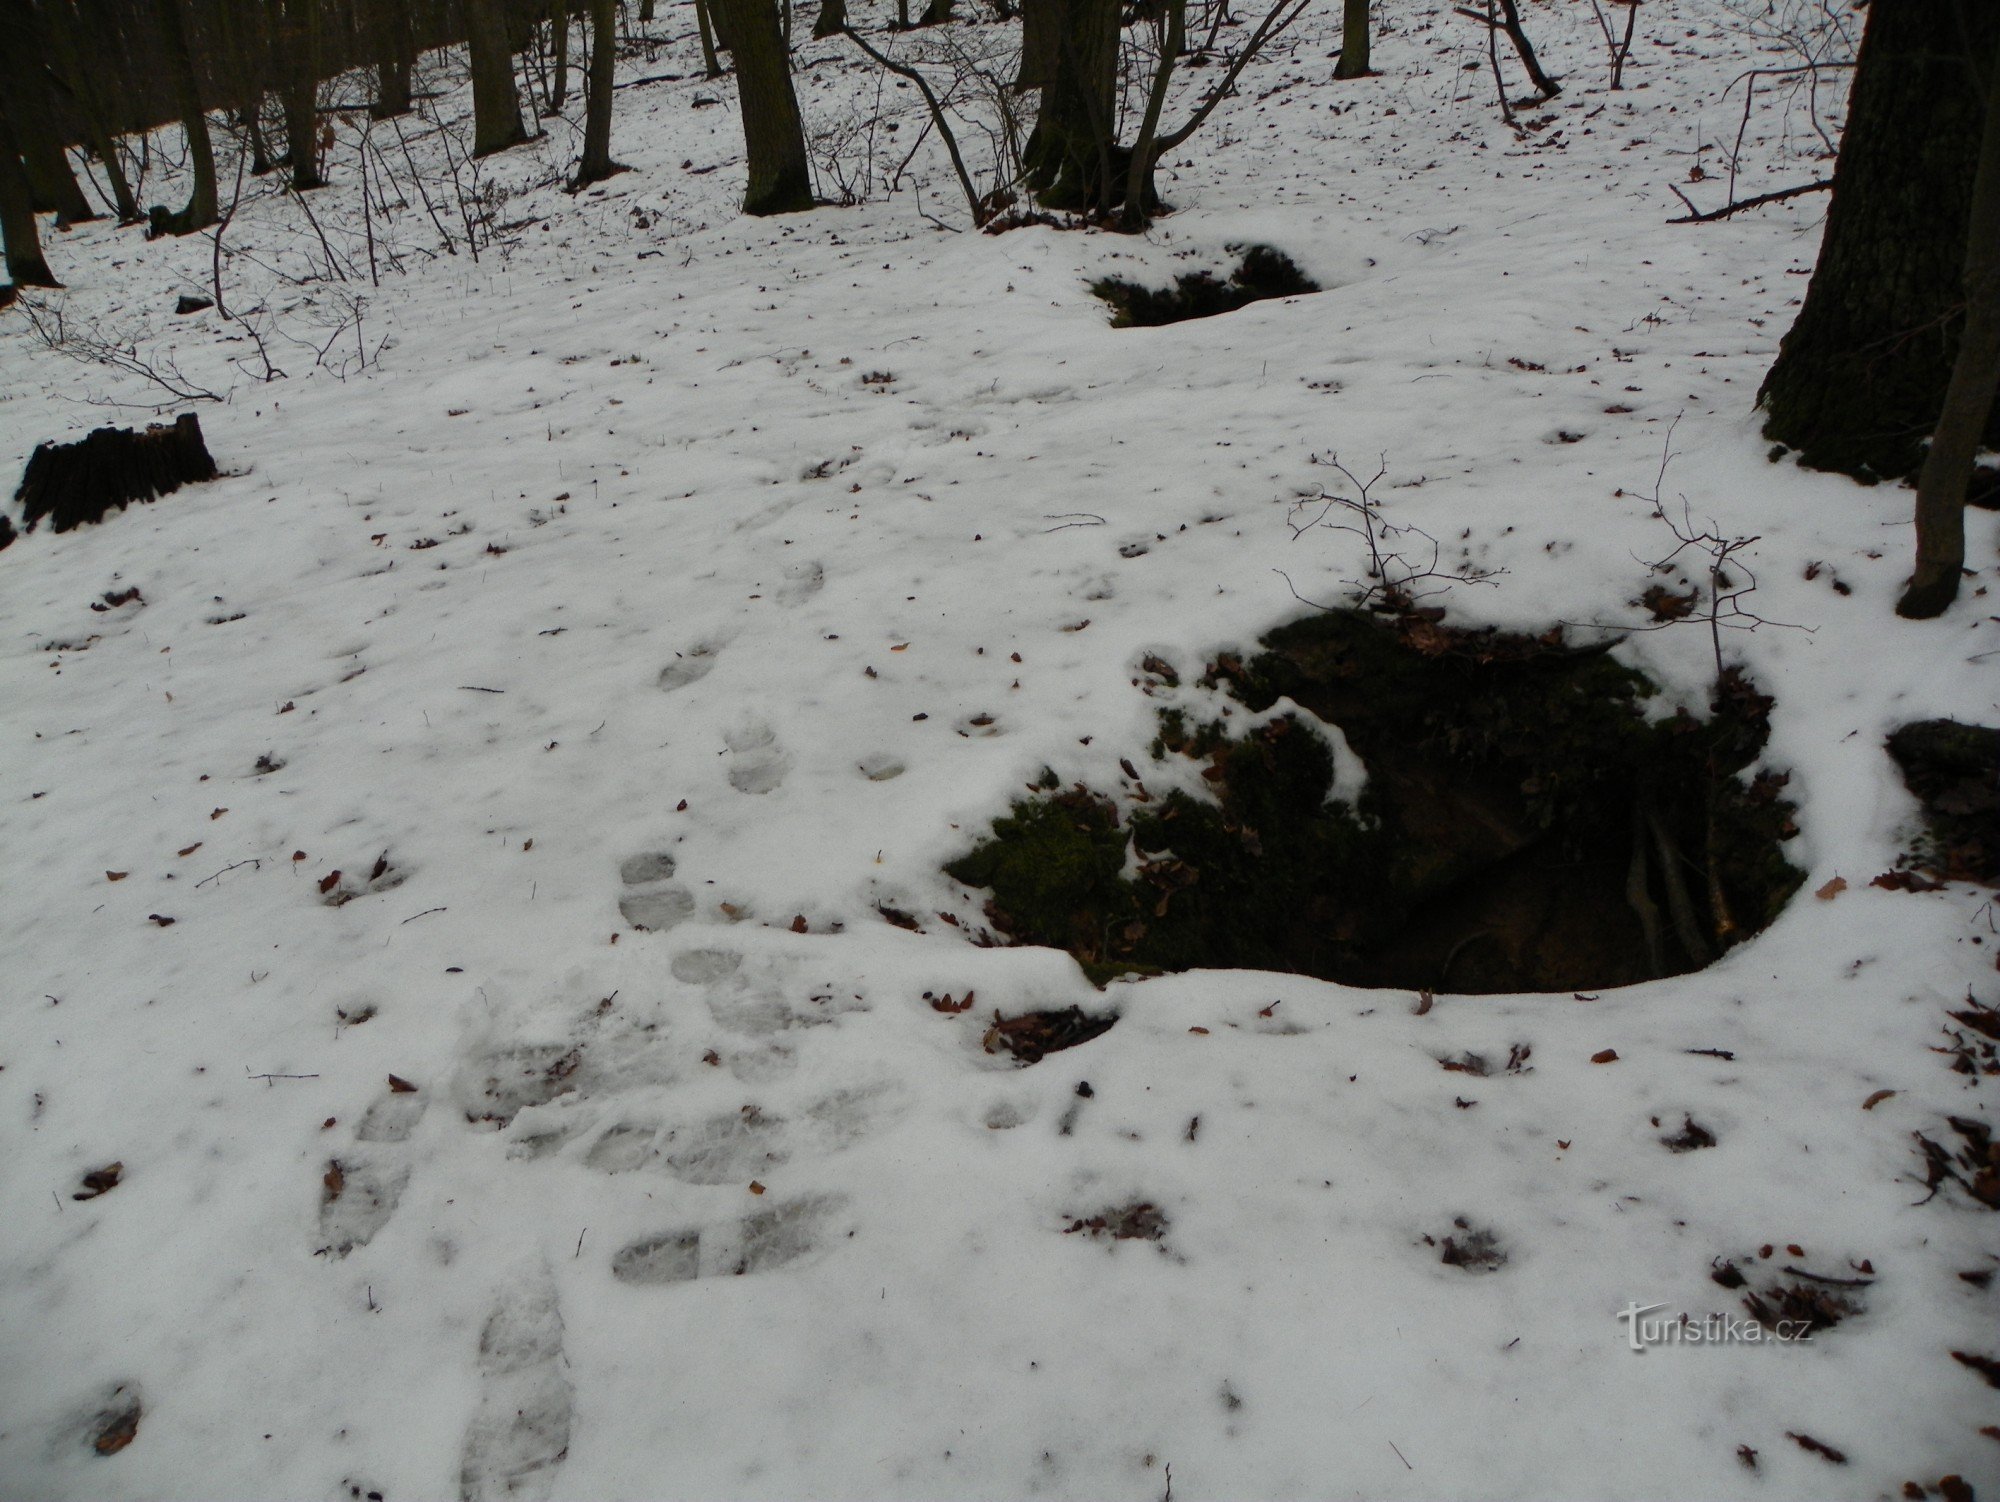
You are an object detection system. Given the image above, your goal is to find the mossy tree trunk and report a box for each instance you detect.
[1898,23,2000,619]
[574,0,624,185]
[1333,0,1369,78]
[1759,1,2000,482]
[712,0,813,214]
[467,0,531,155]
[0,108,61,286]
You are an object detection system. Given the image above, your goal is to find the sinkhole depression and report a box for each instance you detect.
[946,609,1804,994]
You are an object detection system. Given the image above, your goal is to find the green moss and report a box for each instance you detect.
[947,609,1803,993]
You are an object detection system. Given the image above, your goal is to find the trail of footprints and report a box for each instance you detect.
[319,844,895,1491]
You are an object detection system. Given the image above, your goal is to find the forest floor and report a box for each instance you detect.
[1,1,1996,1498]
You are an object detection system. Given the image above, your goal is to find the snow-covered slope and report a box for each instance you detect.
[2,3,1995,1498]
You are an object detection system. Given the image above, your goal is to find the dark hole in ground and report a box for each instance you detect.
[1091,245,1319,328]
[14,413,217,535]
[945,609,1802,993]
[983,1006,1117,1064]
[1886,719,1998,885]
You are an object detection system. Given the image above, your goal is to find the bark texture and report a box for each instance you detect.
[1760,1,2000,481]
[1019,0,1124,212]
[467,0,530,156]
[150,0,219,233]
[712,0,812,214]
[0,108,60,286]
[1333,0,1369,78]
[0,0,97,222]
[1898,24,2000,618]
[574,0,623,186]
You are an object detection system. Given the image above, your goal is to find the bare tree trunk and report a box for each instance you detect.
[370,0,417,118]
[0,108,60,286]
[1495,0,1556,98]
[575,0,625,185]
[1761,2,2000,482]
[1898,26,2000,620]
[917,0,952,24]
[151,0,219,233]
[0,0,97,223]
[1122,0,1183,228]
[41,0,141,221]
[812,0,844,39]
[695,0,724,74]
[711,0,812,213]
[546,0,571,112]
[1020,0,1122,212]
[468,0,531,155]
[1332,0,1369,79]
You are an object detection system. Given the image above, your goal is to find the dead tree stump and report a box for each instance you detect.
[14,414,217,534]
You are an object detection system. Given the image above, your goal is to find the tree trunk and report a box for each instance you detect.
[1898,24,2000,619]
[150,0,219,233]
[640,0,656,19]
[282,82,324,189]
[575,0,624,185]
[41,28,139,219]
[467,0,531,156]
[1760,2,2000,482]
[917,0,952,24]
[712,0,812,213]
[1121,0,1182,229]
[811,0,843,39]
[695,0,724,74]
[376,58,414,117]
[0,0,97,224]
[1333,0,1369,79]
[370,0,417,119]
[40,0,139,220]
[244,102,274,174]
[546,0,570,113]
[1020,0,1125,214]
[0,108,60,287]
[1496,0,1555,99]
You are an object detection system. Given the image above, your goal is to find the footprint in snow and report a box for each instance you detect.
[610,1193,851,1286]
[776,560,824,604]
[857,753,904,781]
[617,849,696,931]
[656,641,723,692]
[722,721,787,795]
[319,1078,428,1255]
[459,1269,573,1502]
[318,1158,410,1259]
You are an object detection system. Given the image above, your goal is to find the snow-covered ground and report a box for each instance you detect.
[3,2,1996,1498]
